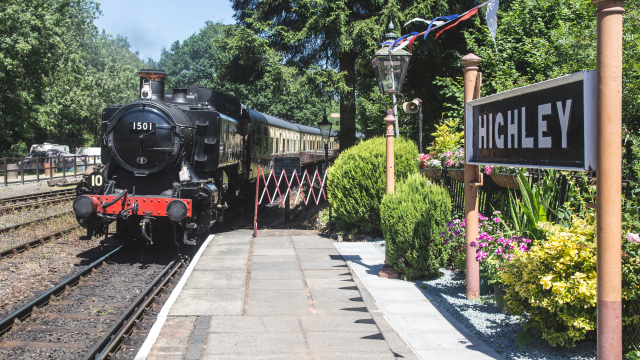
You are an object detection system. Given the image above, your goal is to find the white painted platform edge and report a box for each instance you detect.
[134,234,215,360]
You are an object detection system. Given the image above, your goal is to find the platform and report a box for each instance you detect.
[135,230,502,360]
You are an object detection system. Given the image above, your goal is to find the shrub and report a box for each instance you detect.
[327,136,417,234]
[623,231,640,355]
[501,220,597,347]
[380,173,451,279]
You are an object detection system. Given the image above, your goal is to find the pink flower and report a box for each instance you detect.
[496,248,503,255]
[627,232,640,244]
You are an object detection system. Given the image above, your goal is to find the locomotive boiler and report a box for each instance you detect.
[73,70,339,250]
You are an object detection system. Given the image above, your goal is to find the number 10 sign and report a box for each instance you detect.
[465,71,597,171]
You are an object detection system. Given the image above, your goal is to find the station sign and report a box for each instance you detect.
[273,157,301,180]
[465,71,596,170]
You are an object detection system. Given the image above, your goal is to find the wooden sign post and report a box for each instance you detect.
[462,54,482,300]
[594,1,624,358]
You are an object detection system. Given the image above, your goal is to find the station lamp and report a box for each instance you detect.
[372,21,412,280]
[318,112,333,169]
[370,24,412,97]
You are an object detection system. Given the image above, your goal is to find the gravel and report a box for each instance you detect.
[370,240,597,360]
[0,180,78,199]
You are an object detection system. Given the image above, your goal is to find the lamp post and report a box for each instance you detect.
[371,21,411,278]
[318,113,333,234]
[318,113,332,171]
[371,21,411,194]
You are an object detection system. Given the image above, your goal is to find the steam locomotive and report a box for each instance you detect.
[73,70,339,250]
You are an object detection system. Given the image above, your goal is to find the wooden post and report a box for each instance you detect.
[254,166,260,238]
[74,156,77,178]
[36,157,40,182]
[378,108,402,279]
[593,0,624,358]
[3,158,7,186]
[462,53,482,300]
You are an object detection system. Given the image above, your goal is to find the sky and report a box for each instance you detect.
[93,0,236,62]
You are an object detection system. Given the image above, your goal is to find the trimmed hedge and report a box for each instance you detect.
[327,136,418,234]
[381,173,452,280]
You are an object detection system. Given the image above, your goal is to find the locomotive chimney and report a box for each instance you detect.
[136,69,167,102]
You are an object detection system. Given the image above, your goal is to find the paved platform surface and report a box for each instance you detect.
[136,230,418,360]
[334,242,504,360]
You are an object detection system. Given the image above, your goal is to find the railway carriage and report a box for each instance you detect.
[73,70,338,250]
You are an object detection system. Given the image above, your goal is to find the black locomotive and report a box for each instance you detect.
[73,70,338,250]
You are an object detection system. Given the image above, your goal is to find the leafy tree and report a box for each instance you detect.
[158,22,337,126]
[0,0,146,156]
[229,0,468,149]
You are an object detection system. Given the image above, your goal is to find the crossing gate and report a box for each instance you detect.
[253,165,330,237]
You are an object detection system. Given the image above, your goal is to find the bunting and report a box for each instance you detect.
[380,0,499,54]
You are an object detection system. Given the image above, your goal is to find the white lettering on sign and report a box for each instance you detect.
[488,114,493,149]
[479,115,487,149]
[538,103,553,148]
[479,100,575,150]
[495,113,504,148]
[508,110,518,148]
[557,100,573,148]
[522,107,534,148]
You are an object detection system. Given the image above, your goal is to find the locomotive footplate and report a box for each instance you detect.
[87,195,193,217]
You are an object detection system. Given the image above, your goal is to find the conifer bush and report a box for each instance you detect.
[327,136,417,233]
[380,173,452,279]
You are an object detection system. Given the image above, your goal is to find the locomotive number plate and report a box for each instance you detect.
[129,122,156,132]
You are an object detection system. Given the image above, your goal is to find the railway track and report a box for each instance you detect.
[0,188,76,214]
[0,225,80,260]
[0,210,74,234]
[0,245,188,360]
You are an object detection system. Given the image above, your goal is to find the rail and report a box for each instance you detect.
[85,258,186,360]
[0,155,101,186]
[0,246,122,336]
[0,225,80,260]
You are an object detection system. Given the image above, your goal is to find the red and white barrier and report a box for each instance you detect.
[253,165,328,237]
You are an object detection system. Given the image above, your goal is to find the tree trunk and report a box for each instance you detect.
[338,51,357,150]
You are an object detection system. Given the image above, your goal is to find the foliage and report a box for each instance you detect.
[327,136,418,234]
[441,211,529,281]
[499,169,569,239]
[483,165,520,175]
[501,220,598,347]
[463,0,640,131]
[381,173,452,279]
[157,22,335,127]
[0,0,146,157]
[414,153,442,170]
[440,148,465,169]
[426,119,464,157]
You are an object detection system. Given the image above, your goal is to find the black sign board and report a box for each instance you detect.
[466,71,596,170]
[273,157,301,180]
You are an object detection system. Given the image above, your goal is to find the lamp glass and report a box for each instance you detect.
[318,117,332,141]
[371,46,411,95]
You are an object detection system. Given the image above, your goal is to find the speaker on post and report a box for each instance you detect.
[402,98,421,114]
